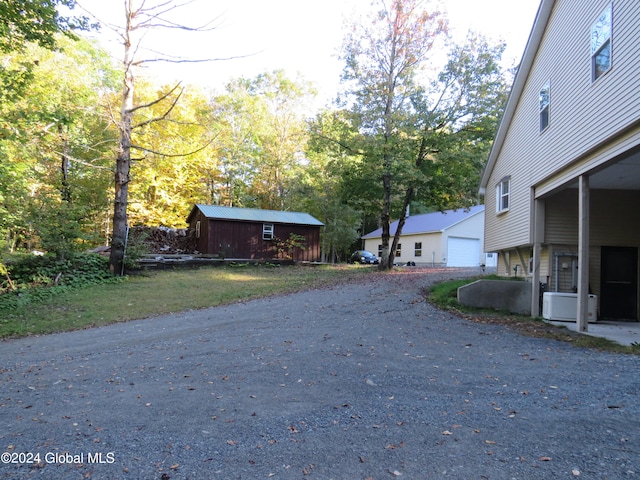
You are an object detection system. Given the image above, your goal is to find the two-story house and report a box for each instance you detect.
[480,0,640,329]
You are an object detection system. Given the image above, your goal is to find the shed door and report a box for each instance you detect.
[447,237,480,267]
[600,246,638,321]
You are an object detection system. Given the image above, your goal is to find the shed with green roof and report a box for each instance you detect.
[186,204,323,261]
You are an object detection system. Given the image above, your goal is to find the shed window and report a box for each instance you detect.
[396,243,402,258]
[378,244,383,257]
[496,177,510,213]
[539,81,550,132]
[195,220,201,239]
[263,223,274,240]
[591,4,612,81]
[415,242,422,257]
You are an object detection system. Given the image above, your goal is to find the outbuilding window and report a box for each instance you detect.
[591,4,612,81]
[415,242,422,257]
[496,177,510,213]
[263,223,274,240]
[195,220,201,239]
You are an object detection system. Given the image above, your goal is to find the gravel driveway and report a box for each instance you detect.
[1,267,638,479]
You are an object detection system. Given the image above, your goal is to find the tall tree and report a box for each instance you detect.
[210,71,316,211]
[246,71,315,210]
[304,109,365,262]
[341,0,447,269]
[340,0,508,270]
[0,36,119,257]
[106,0,218,274]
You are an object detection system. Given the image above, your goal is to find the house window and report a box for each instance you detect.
[539,81,550,131]
[415,242,422,257]
[496,177,510,213]
[396,243,402,258]
[378,244,383,257]
[262,223,274,240]
[195,220,201,239]
[591,4,612,81]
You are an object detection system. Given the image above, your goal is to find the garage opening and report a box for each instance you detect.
[447,237,480,267]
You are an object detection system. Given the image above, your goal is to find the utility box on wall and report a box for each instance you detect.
[542,292,598,322]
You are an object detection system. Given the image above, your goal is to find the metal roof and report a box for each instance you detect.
[190,204,324,226]
[362,205,484,239]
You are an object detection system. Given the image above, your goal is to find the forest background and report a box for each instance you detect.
[0,0,522,268]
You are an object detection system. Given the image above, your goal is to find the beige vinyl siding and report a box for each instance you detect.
[527,0,640,184]
[545,189,640,245]
[495,248,532,277]
[544,189,640,296]
[485,0,640,251]
[545,190,579,244]
[530,0,640,188]
[536,126,640,196]
[363,233,443,265]
[590,190,640,245]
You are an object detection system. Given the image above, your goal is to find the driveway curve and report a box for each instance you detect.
[1,267,638,479]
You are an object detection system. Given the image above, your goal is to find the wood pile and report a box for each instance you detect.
[129,226,196,254]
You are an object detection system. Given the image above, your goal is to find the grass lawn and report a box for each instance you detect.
[426,276,640,355]
[0,264,373,338]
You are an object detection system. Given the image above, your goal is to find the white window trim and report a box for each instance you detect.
[263,223,274,241]
[496,177,511,214]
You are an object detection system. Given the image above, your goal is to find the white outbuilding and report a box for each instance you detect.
[362,205,494,267]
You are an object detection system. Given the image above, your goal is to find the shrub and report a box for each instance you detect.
[0,253,120,310]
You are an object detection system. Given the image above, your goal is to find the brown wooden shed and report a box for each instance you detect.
[186,204,324,262]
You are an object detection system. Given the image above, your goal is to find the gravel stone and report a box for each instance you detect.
[1,267,638,479]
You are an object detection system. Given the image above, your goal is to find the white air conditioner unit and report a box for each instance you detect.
[542,292,597,322]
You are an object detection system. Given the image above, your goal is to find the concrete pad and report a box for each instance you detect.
[548,320,640,346]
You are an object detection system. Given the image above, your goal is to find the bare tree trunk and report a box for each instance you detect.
[58,123,71,203]
[379,170,392,269]
[109,5,134,275]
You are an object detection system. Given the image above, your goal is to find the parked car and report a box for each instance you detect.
[349,250,379,264]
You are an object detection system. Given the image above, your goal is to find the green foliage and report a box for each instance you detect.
[428,278,475,310]
[28,196,97,260]
[338,1,510,269]
[428,275,522,311]
[128,82,213,228]
[0,253,120,310]
[209,70,316,211]
[0,36,118,257]
[0,0,95,102]
[122,228,150,271]
[0,0,93,54]
[274,233,306,260]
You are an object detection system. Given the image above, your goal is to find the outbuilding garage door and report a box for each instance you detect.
[447,237,480,267]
